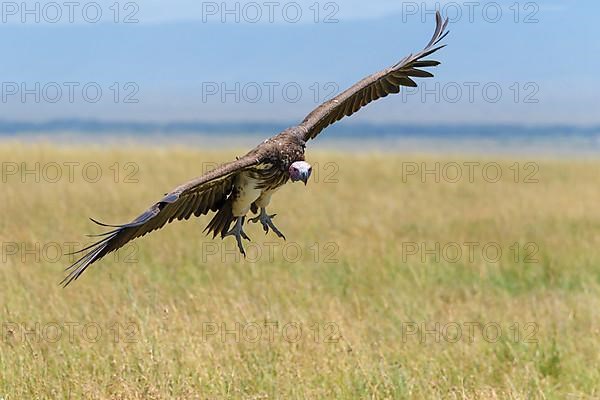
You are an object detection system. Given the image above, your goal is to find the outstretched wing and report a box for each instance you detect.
[61,150,264,287]
[295,11,449,142]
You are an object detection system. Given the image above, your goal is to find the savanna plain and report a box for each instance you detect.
[0,140,599,399]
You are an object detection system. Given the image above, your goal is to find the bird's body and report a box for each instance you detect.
[62,13,449,286]
[203,130,306,241]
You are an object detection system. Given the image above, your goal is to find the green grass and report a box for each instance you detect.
[1,142,600,398]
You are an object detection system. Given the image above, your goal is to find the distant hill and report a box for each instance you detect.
[1,119,599,139]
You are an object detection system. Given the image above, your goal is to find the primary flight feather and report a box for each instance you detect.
[62,12,449,286]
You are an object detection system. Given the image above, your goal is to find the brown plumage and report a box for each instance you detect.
[62,12,449,286]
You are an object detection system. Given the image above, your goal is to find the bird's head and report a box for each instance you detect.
[289,161,312,185]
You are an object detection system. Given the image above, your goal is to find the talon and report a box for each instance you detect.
[224,217,251,256]
[270,225,286,241]
[251,208,286,240]
[241,230,251,242]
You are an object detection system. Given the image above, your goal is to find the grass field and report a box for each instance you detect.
[1,141,599,399]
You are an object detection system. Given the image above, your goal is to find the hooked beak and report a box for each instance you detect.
[301,173,309,185]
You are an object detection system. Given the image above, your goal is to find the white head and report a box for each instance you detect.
[289,161,312,185]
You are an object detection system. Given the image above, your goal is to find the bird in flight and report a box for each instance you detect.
[62,12,449,286]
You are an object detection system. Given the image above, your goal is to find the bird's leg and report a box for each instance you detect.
[249,208,286,240]
[224,216,251,256]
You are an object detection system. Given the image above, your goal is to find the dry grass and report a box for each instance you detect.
[1,141,599,399]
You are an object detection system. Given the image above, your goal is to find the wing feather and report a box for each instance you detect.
[61,151,264,287]
[296,11,449,141]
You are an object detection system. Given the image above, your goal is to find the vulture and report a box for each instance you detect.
[62,12,449,286]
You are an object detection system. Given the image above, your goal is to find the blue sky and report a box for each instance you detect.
[0,0,597,125]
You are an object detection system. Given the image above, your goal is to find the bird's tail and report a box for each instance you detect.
[204,200,235,238]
